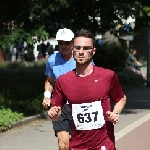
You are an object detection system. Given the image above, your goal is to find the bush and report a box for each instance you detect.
[117,70,144,86]
[0,108,23,131]
[93,42,144,85]
[0,61,46,117]
[94,42,128,72]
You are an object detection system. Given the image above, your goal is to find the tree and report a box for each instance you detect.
[0,0,150,49]
[25,0,150,34]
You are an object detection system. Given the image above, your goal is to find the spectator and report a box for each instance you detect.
[127,48,145,78]
[47,42,54,56]
[41,40,46,58]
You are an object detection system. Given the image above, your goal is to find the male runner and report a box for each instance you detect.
[42,28,75,150]
[48,29,126,150]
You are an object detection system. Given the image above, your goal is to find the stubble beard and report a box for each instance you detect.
[75,57,93,66]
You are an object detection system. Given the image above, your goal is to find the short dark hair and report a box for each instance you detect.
[74,29,95,47]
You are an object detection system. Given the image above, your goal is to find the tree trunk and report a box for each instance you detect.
[0,49,4,63]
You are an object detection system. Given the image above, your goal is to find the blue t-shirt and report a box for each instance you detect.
[45,52,76,80]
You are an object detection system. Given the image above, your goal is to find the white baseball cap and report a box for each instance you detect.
[55,28,74,41]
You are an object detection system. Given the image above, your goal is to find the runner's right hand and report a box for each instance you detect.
[48,106,61,121]
[42,98,51,109]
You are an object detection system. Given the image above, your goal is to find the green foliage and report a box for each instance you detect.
[117,70,144,86]
[93,42,128,72]
[140,60,147,67]
[0,0,150,53]
[0,108,23,131]
[0,60,47,131]
[93,41,145,85]
[0,28,29,49]
[0,61,46,117]
[1,0,150,40]
[0,26,49,50]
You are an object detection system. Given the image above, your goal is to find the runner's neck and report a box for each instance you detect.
[75,66,93,77]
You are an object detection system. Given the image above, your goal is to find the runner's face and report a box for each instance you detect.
[58,40,73,54]
[73,37,96,65]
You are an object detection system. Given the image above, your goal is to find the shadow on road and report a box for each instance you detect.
[122,84,150,114]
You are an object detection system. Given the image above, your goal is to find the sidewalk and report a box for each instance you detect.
[116,119,150,150]
[115,84,150,149]
[0,84,150,150]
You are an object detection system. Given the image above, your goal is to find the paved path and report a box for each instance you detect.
[0,120,58,150]
[0,84,150,150]
[115,84,150,150]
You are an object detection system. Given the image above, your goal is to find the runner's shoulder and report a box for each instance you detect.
[94,66,115,77]
[46,52,61,64]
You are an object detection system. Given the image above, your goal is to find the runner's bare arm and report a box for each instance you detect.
[45,76,55,92]
[113,95,126,114]
[106,95,126,124]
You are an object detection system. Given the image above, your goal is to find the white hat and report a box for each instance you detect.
[55,28,74,41]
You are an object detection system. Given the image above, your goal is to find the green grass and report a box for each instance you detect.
[141,60,147,67]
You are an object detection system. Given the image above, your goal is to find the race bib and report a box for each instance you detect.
[72,101,105,130]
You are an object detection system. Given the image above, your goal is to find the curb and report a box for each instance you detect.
[0,112,49,133]
[11,112,49,128]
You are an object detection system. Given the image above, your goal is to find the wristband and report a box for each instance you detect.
[44,90,51,99]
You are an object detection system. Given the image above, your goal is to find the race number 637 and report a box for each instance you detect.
[77,111,98,123]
